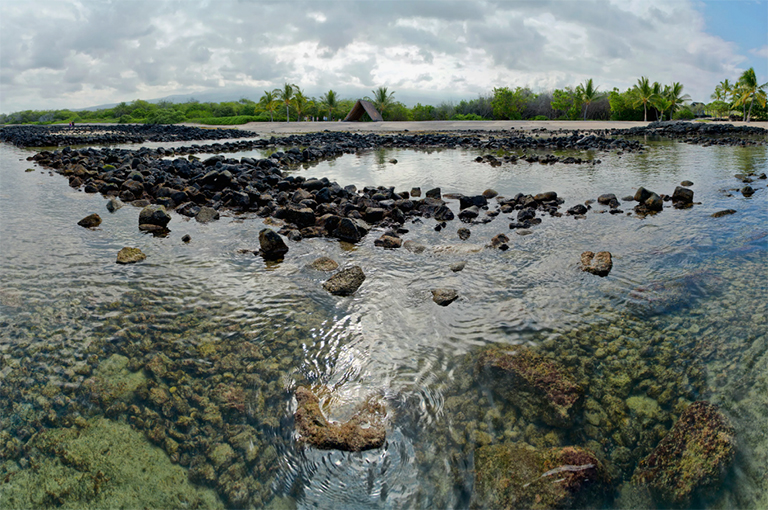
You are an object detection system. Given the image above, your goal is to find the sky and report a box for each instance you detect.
[0,0,766,114]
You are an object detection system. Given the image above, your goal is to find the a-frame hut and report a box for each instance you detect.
[343,100,384,122]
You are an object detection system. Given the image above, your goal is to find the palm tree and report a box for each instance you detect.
[576,79,600,121]
[652,95,673,121]
[733,67,768,122]
[666,82,691,118]
[711,79,733,103]
[322,90,338,121]
[368,86,395,117]
[259,90,278,122]
[293,89,309,122]
[632,77,655,122]
[274,83,298,122]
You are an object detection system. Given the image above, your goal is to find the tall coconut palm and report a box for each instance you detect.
[576,78,600,121]
[652,95,673,121]
[293,89,309,122]
[666,82,691,118]
[259,90,278,122]
[733,67,768,122]
[368,86,395,117]
[711,79,733,103]
[633,77,656,122]
[274,83,298,122]
[322,90,338,121]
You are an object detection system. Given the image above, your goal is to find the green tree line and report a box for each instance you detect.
[2,70,765,125]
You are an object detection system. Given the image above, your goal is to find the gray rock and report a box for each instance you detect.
[323,266,366,296]
[106,198,122,212]
[258,228,288,260]
[431,288,458,306]
[425,187,441,199]
[434,205,455,221]
[195,206,220,223]
[581,251,613,277]
[598,193,617,205]
[403,240,426,254]
[139,205,171,227]
[458,206,479,222]
[672,186,694,204]
[450,261,467,272]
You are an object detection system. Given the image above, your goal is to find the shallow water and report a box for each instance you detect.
[0,137,766,508]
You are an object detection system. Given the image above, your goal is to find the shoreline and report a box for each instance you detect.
[182,119,768,135]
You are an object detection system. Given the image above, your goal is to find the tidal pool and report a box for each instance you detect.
[0,136,766,509]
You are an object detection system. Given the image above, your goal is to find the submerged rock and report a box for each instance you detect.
[581,251,612,277]
[457,227,471,240]
[403,240,426,254]
[323,266,365,296]
[258,228,288,260]
[195,206,220,223]
[374,234,402,249]
[474,443,609,510]
[106,198,122,212]
[431,288,458,306]
[711,209,737,218]
[77,213,102,228]
[293,386,385,452]
[476,346,583,427]
[632,401,736,506]
[310,256,339,271]
[116,247,146,264]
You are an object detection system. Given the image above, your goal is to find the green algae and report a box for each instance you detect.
[0,417,223,509]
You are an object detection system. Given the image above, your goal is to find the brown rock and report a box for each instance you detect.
[431,288,458,306]
[581,251,612,277]
[711,209,737,218]
[310,256,339,271]
[77,213,102,228]
[323,266,365,296]
[374,234,402,249]
[258,228,288,260]
[294,386,385,452]
[116,247,146,264]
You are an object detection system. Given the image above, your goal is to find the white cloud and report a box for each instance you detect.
[0,0,762,113]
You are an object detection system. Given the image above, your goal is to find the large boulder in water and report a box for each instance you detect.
[581,251,613,277]
[78,213,101,228]
[258,228,288,260]
[294,386,385,452]
[475,345,583,427]
[474,443,609,509]
[116,247,146,264]
[138,205,171,227]
[632,401,736,506]
[323,266,365,296]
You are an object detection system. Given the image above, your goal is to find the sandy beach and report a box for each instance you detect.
[183,119,768,135]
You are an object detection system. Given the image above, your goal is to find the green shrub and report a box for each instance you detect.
[193,115,261,125]
[532,115,548,121]
[672,109,695,120]
[450,113,486,121]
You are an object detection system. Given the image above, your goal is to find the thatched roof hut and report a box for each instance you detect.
[343,100,383,122]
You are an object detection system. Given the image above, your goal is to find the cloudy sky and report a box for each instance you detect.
[1,0,766,113]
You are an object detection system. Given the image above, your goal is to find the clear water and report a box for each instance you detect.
[0,138,766,509]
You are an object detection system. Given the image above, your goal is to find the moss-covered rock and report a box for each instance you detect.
[473,443,609,509]
[294,386,385,451]
[476,346,583,427]
[632,401,736,506]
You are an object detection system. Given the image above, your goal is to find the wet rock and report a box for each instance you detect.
[741,185,754,197]
[106,198,122,212]
[410,187,421,197]
[431,288,458,306]
[534,191,557,202]
[374,234,402,249]
[388,158,397,164]
[711,209,737,218]
[482,189,498,198]
[310,256,339,271]
[681,180,694,186]
[632,401,736,506]
[258,228,289,260]
[459,195,487,210]
[634,187,653,202]
[671,186,694,205]
[567,204,588,216]
[433,205,455,222]
[450,261,466,272]
[403,240,426,254]
[425,187,441,199]
[488,233,510,250]
[474,443,609,510]
[139,204,171,227]
[78,213,102,228]
[323,266,365,296]
[332,217,368,243]
[457,228,471,240]
[597,193,617,205]
[581,251,613,277]
[458,206,479,222]
[116,247,146,264]
[182,234,191,243]
[195,206,220,223]
[644,193,663,212]
[294,386,385,452]
[476,345,583,427]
